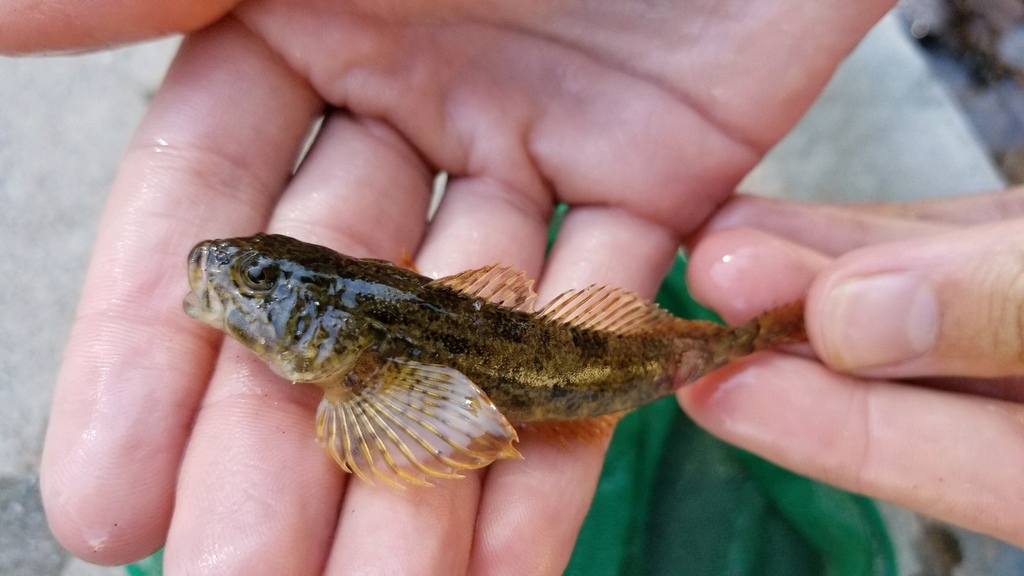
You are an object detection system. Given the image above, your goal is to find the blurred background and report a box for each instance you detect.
[1,2,1022,575]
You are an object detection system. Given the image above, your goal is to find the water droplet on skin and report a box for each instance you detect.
[86,531,110,553]
[197,542,235,569]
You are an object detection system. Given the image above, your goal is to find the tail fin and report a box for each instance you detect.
[751,300,807,350]
[671,301,807,386]
[709,300,807,365]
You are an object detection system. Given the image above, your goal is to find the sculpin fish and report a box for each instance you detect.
[183,233,806,486]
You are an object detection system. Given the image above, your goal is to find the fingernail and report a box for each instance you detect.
[821,273,939,370]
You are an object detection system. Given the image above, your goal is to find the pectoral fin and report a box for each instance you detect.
[315,358,520,487]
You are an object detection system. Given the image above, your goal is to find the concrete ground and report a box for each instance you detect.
[1,35,179,576]
[0,10,1018,576]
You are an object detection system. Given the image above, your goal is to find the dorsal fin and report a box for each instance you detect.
[427,264,537,312]
[537,285,679,336]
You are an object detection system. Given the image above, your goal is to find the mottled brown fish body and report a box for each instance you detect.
[183,233,805,485]
[368,290,685,423]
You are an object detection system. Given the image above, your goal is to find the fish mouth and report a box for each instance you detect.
[183,240,224,326]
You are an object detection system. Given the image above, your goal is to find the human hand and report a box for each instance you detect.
[680,188,1024,547]
[32,0,894,572]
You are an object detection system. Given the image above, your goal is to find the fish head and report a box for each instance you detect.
[183,234,358,382]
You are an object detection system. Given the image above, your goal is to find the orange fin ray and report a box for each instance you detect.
[428,264,537,312]
[316,357,520,487]
[751,300,807,350]
[519,412,625,448]
[397,248,419,273]
[538,285,677,336]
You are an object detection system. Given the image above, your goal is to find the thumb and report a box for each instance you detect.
[807,220,1024,379]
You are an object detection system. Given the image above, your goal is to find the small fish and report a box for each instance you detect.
[183,234,805,486]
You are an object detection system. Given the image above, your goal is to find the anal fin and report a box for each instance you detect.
[518,412,625,448]
[315,357,520,487]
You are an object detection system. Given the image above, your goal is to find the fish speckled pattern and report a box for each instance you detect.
[184,234,806,485]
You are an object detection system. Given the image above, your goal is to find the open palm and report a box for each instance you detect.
[17,0,893,572]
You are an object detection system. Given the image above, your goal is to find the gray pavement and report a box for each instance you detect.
[1,37,179,576]
[0,11,1018,576]
[743,13,1006,200]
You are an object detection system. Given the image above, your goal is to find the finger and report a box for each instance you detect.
[323,176,551,575]
[165,348,339,575]
[806,219,1024,378]
[166,113,434,574]
[0,0,238,54]
[415,177,551,277]
[678,355,1024,548]
[913,375,1024,404]
[273,112,433,256]
[695,195,954,257]
[330,475,482,576]
[469,205,681,576]
[40,20,322,565]
[686,228,828,324]
[696,189,1024,257]
[851,185,1024,225]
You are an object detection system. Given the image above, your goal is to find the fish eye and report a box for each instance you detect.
[235,253,279,295]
